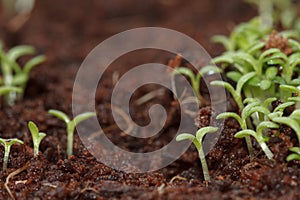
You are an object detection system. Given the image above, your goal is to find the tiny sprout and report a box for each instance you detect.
[286,147,300,161]
[176,126,218,182]
[171,65,221,106]
[48,109,96,157]
[0,42,45,106]
[28,121,46,157]
[0,138,23,171]
[216,100,270,159]
[272,109,300,145]
[234,121,278,159]
[211,72,256,110]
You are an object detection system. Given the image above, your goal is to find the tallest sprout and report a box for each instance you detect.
[48,109,96,157]
[176,126,218,183]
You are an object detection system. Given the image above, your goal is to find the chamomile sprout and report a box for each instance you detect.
[176,126,218,183]
[171,65,221,106]
[235,121,278,159]
[211,72,256,110]
[272,109,300,145]
[28,121,46,157]
[0,42,45,106]
[0,138,23,172]
[286,147,300,161]
[211,18,269,52]
[216,101,270,158]
[48,109,96,157]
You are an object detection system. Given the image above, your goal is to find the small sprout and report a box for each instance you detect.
[286,147,300,161]
[211,72,256,110]
[176,126,218,182]
[28,121,46,157]
[272,109,300,145]
[171,65,221,106]
[0,138,23,171]
[0,42,45,106]
[48,109,96,157]
[234,121,278,159]
[217,101,270,158]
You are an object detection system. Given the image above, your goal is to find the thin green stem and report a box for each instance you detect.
[198,146,210,182]
[67,122,75,157]
[3,145,10,172]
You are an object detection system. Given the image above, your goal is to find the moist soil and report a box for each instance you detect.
[0,0,299,199]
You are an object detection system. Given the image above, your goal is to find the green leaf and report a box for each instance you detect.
[216,112,243,127]
[28,121,39,136]
[172,67,194,78]
[235,129,257,139]
[212,54,233,65]
[12,74,27,85]
[7,45,35,61]
[289,146,300,154]
[259,80,271,90]
[272,117,300,144]
[280,85,300,94]
[288,39,300,50]
[199,65,222,76]
[195,126,218,143]
[290,79,300,85]
[0,86,22,95]
[236,72,256,95]
[226,71,242,82]
[263,97,277,109]
[290,109,300,121]
[24,55,46,75]
[247,41,265,54]
[265,67,278,80]
[274,102,295,112]
[286,153,300,161]
[211,35,232,51]
[176,133,195,142]
[48,109,70,123]
[256,121,279,134]
[73,112,96,125]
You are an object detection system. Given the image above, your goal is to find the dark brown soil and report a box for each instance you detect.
[0,0,299,199]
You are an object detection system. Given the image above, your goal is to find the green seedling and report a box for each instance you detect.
[286,147,300,161]
[48,109,96,157]
[28,121,46,157]
[235,121,278,159]
[217,100,270,158]
[211,72,256,110]
[212,17,269,52]
[176,126,218,182]
[0,42,45,105]
[171,65,221,106]
[0,138,23,171]
[272,109,300,145]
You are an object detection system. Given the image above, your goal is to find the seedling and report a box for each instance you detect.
[0,42,45,105]
[176,126,218,182]
[235,121,278,159]
[286,147,300,161]
[48,109,96,157]
[272,109,300,145]
[211,72,256,110]
[0,138,23,171]
[28,121,46,157]
[212,18,269,51]
[171,65,221,106]
[216,100,270,158]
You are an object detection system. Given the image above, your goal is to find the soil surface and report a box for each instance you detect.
[0,0,299,199]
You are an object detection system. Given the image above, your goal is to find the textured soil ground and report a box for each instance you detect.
[0,0,299,199]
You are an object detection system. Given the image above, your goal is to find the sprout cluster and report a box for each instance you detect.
[175,2,300,184]
[0,42,45,106]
